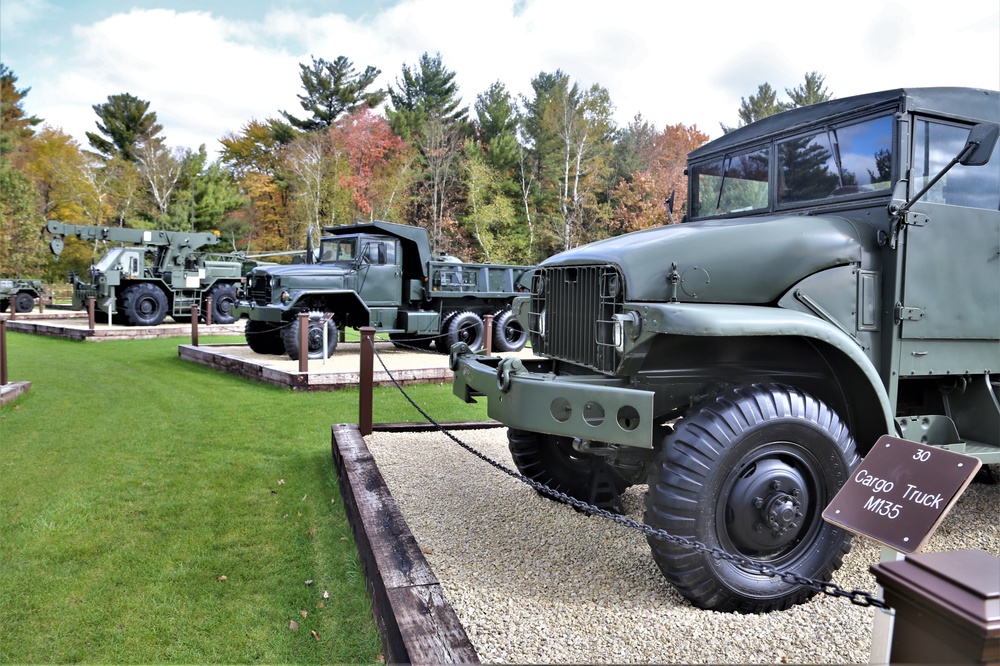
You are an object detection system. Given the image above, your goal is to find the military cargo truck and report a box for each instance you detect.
[232,221,532,360]
[45,221,248,326]
[0,278,45,313]
[451,87,1000,612]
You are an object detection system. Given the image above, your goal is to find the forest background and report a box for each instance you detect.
[0,54,831,279]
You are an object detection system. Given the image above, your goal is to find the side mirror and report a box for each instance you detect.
[959,122,1000,167]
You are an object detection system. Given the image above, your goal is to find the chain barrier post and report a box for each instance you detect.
[87,296,96,330]
[1,317,8,386]
[359,327,375,436]
[38,293,44,314]
[483,313,493,357]
[298,312,309,374]
[205,296,213,326]
[191,305,199,347]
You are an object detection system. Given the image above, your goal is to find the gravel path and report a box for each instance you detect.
[366,428,999,664]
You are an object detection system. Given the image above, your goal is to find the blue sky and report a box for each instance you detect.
[2,0,998,160]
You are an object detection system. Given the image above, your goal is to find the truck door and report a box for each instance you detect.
[356,239,402,306]
[900,118,1000,345]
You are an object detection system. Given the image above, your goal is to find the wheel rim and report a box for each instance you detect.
[307,325,326,353]
[456,321,479,345]
[503,320,525,344]
[137,296,157,316]
[718,442,821,564]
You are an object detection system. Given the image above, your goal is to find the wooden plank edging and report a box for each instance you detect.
[331,423,480,665]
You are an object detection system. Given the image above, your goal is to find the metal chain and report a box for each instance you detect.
[365,337,891,611]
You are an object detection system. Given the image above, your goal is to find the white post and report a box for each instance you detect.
[869,546,903,664]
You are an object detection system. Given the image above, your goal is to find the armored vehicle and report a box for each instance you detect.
[0,278,45,313]
[233,221,532,360]
[45,222,250,326]
[451,87,1000,612]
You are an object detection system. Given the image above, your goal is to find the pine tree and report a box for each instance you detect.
[86,93,163,162]
[281,56,386,131]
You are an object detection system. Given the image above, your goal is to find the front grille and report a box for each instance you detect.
[248,274,271,305]
[528,264,624,374]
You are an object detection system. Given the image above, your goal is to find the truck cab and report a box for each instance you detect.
[451,87,999,613]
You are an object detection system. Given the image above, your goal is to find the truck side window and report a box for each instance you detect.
[777,115,893,204]
[913,118,1000,210]
[691,147,769,217]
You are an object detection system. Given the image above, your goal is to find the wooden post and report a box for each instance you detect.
[483,313,494,357]
[871,549,1000,664]
[1,318,8,386]
[298,311,309,374]
[191,305,199,346]
[87,296,96,330]
[359,327,375,436]
[205,296,213,326]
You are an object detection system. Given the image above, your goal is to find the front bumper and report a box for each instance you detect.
[231,301,286,323]
[450,343,656,449]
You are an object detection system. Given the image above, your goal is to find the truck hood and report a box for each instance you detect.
[251,263,351,280]
[543,215,864,303]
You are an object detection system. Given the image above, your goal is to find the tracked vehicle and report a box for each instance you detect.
[452,87,1000,612]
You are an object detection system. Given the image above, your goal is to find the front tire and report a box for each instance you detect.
[120,283,168,326]
[245,320,286,355]
[643,383,859,613]
[444,311,485,352]
[508,428,629,507]
[282,316,338,360]
[492,309,528,352]
[14,292,36,313]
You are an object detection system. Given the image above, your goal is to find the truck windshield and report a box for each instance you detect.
[777,115,893,205]
[691,147,769,218]
[319,239,356,263]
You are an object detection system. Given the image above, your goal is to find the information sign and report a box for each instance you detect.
[823,435,981,553]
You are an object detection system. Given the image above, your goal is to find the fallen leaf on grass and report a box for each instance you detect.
[289,620,298,632]
[323,590,329,599]
[302,494,307,501]
[216,575,227,582]
[316,601,325,608]
[311,630,320,641]
[377,653,385,662]
[278,479,285,485]
[300,610,307,618]
[305,579,314,586]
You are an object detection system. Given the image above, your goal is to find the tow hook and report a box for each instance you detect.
[449,342,471,371]
[496,356,524,392]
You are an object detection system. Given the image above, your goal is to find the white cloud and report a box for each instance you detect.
[18,0,1000,161]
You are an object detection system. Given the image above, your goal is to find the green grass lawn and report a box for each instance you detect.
[0,332,488,663]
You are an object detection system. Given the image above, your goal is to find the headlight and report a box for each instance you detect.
[280,290,292,304]
[612,311,640,352]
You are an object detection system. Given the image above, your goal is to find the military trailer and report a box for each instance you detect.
[451,87,1000,612]
[0,278,45,313]
[45,221,249,326]
[232,221,532,360]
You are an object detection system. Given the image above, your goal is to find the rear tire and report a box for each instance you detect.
[120,283,168,326]
[492,309,528,352]
[282,316,338,360]
[643,383,859,613]
[204,283,238,324]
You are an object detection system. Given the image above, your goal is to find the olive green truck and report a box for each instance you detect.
[232,221,532,360]
[451,87,1000,612]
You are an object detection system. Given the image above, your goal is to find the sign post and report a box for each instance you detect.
[822,435,982,663]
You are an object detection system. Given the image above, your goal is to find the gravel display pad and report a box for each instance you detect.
[366,428,999,664]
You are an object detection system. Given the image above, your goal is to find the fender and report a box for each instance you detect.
[631,301,896,436]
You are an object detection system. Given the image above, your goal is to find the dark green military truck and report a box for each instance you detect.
[0,278,45,313]
[452,87,1000,612]
[232,221,532,360]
